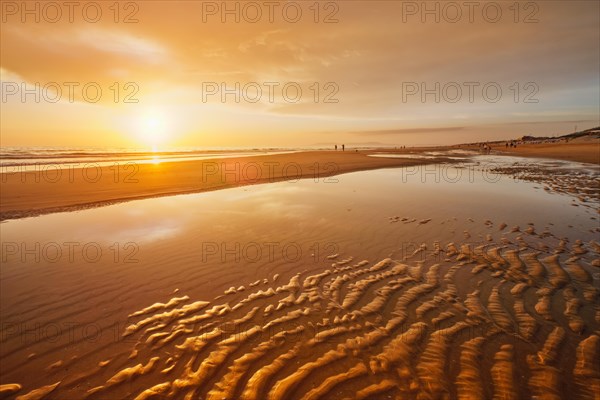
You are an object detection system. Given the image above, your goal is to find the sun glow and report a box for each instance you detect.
[135,112,169,152]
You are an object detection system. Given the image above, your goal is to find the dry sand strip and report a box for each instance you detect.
[487,142,599,165]
[367,142,600,165]
[0,151,457,221]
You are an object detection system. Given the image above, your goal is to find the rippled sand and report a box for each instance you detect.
[4,223,599,399]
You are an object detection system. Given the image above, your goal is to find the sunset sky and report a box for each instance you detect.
[1,0,599,149]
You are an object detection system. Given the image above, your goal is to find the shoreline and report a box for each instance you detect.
[460,141,600,165]
[1,142,597,221]
[0,150,458,221]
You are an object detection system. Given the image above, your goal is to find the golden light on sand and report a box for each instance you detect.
[1,1,599,399]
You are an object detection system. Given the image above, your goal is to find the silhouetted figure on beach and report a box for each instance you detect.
[335,145,338,151]
[342,144,345,151]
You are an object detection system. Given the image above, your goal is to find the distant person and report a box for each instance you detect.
[342,144,345,151]
[335,145,338,151]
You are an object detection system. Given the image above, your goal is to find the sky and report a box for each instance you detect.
[1,0,599,149]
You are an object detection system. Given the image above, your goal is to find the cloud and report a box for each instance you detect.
[502,120,598,126]
[350,127,465,135]
[0,0,598,146]
[76,29,167,63]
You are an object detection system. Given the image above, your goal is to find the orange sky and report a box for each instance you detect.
[1,0,599,148]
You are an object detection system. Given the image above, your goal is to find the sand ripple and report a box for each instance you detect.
[10,221,600,400]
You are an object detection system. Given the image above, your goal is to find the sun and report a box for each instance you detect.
[115,108,178,152]
[136,112,169,151]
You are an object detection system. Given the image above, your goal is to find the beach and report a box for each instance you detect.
[2,143,598,221]
[493,141,600,165]
[2,0,599,397]
[0,150,458,221]
[1,149,599,399]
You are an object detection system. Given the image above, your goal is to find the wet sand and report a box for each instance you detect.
[0,150,456,221]
[2,143,596,222]
[3,221,599,399]
[1,156,599,399]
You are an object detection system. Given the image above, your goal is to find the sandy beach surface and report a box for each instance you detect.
[2,0,599,397]
[491,141,599,165]
[1,151,599,399]
[2,143,598,222]
[0,150,459,221]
